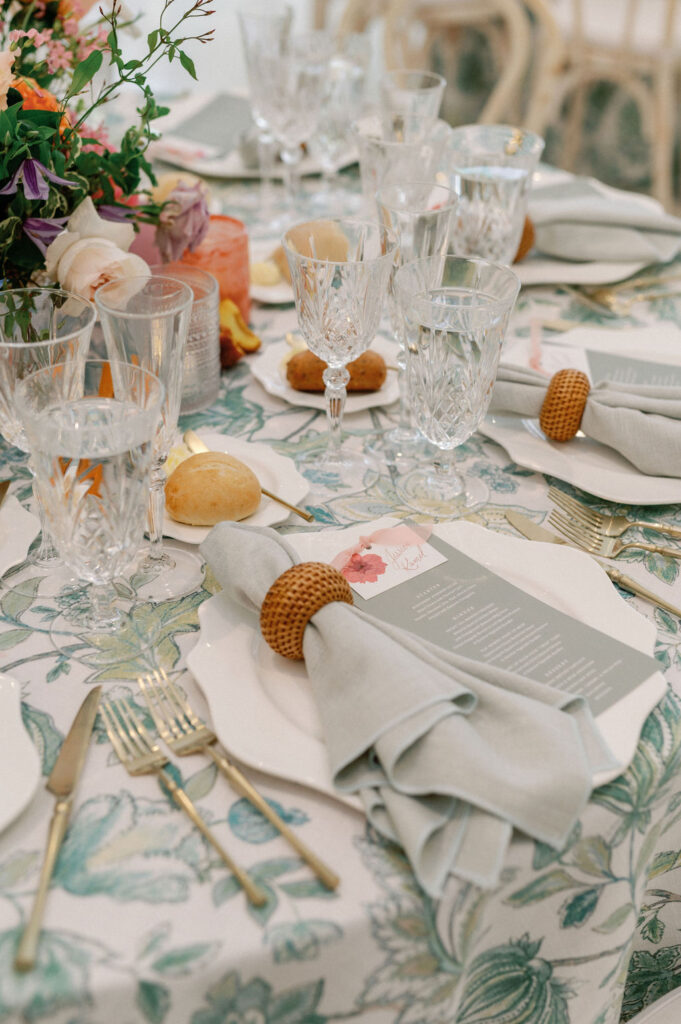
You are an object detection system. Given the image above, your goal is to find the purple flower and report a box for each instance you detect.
[155,182,209,262]
[23,216,69,255]
[0,159,76,201]
[98,204,135,223]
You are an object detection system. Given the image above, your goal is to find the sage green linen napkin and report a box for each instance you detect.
[201,523,616,895]
[491,364,681,477]
[529,176,681,263]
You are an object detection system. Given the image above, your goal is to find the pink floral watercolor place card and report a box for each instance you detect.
[330,524,446,600]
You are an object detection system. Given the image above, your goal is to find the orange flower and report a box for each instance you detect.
[57,0,101,18]
[13,77,71,133]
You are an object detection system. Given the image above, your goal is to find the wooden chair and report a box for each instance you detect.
[328,0,533,124]
[522,0,681,210]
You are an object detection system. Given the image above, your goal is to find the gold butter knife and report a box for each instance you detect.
[505,510,681,618]
[14,686,102,972]
[183,429,314,522]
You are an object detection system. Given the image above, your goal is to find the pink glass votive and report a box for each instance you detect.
[181,214,251,323]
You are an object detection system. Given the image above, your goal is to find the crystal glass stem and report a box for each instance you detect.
[88,582,120,631]
[431,450,464,498]
[32,483,62,567]
[281,146,302,207]
[323,364,349,462]
[146,459,168,562]
[258,131,277,217]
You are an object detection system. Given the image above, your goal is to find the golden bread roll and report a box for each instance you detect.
[165,452,261,526]
[271,220,351,284]
[514,215,535,263]
[286,349,387,392]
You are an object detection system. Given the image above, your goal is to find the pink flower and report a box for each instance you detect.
[62,18,79,36]
[155,182,210,262]
[46,40,71,73]
[341,552,387,584]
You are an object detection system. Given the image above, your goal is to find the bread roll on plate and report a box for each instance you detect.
[165,452,261,526]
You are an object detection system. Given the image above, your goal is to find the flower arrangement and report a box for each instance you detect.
[0,0,213,297]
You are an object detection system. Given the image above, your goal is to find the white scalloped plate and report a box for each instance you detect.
[0,673,41,833]
[163,433,309,545]
[188,519,664,807]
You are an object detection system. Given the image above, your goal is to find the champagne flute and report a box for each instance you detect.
[95,276,197,601]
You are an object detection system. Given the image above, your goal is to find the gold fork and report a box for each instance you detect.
[139,669,339,891]
[100,697,266,906]
[585,287,681,315]
[548,510,681,559]
[548,487,681,541]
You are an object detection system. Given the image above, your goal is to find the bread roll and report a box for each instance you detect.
[165,452,261,526]
[271,221,351,283]
[286,349,387,392]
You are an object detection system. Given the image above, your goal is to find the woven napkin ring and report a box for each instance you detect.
[260,562,354,661]
[539,369,591,442]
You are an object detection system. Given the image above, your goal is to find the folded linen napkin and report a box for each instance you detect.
[201,522,615,895]
[528,176,681,263]
[492,364,681,477]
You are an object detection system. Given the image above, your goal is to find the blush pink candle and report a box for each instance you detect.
[181,214,251,323]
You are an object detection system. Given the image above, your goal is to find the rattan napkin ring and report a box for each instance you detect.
[260,562,354,661]
[539,368,591,442]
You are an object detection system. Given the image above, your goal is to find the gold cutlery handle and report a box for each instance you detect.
[183,429,313,523]
[606,568,681,618]
[630,520,681,540]
[620,540,681,558]
[207,747,339,890]
[158,768,266,906]
[14,798,71,971]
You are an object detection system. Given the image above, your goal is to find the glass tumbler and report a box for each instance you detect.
[15,359,163,635]
[151,264,220,415]
[0,288,95,578]
[394,255,520,518]
[445,124,545,265]
[181,214,251,323]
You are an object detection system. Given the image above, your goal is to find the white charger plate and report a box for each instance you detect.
[249,337,400,413]
[163,433,309,545]
[0,673,41,833]
[0,495,40,577]
[483,324,681,505]
[514,257,647,288]
[187,519,664,807]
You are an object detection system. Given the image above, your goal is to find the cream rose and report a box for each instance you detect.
[55,237,150,302]
[0,50,15,113]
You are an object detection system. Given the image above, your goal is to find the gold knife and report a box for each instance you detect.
[14,686,102,972]
[183,429,314,522]
[505,510,681,618]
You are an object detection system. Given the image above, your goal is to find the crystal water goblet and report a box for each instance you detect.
[379,68,446,142]
[95,275,196,601]
[15,359,163,650]
[445,124,545,265]
[0,288,95,584]
[394,254,520,517]
[369,180,458,463]
[282,218,396,495]
[237,0,293,236]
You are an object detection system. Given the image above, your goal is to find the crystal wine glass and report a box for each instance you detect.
[95,275,196,601]
[282,218,396,496]
[237,0,293,236]
[0,288,95,584]
[15,359,163,646]
[369,180,458,464]
[394,254,520,517]
[379,68,446,142]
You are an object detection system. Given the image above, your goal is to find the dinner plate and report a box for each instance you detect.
[482,324,681,505]
[0,673,41,833]
[249,337,401,413]
[163,433,309,545]
[0,496,40,577]
[187,519,663,807]
[514,257,647,288]
[250,241,295,306]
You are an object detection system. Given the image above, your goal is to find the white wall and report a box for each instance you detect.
[124,0,315,97]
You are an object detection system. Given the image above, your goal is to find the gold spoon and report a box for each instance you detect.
[182,430,314,523]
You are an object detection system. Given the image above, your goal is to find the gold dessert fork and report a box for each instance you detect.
[100,697,266,906]
[548,509,681,559]
[139,669,340,890]
[548,486,681,540]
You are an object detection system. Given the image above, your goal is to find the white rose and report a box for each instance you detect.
[55,237,150,302]
[66,196,135,251]
[0,50,15,112]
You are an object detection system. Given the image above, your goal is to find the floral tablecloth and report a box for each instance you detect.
[3,171,681,1024]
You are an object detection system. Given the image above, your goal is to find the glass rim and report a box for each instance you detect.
[448,122,545,156]
[382,68,447,91]
[0,287,96,349]
[148,263,219,302]
[395,254,521,312]
[282,219,398,266]
[94,275,193,319]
